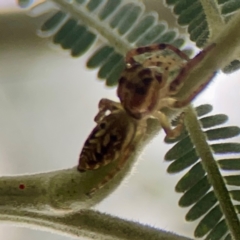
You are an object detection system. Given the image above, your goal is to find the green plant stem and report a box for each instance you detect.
[0,118,175,239]
[184,106,240,240]
[52,0,133,55]
[0,208,192,240]
[0,167,128,212]
[0,120,162,213]
[175,10,240,101]
[199,0,224,42]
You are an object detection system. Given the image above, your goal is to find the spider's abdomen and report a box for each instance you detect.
[78,110,136,172]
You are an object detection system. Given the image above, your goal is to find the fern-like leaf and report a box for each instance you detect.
[164,0,240,73]
[165,104,240,239]
[18,0,192,86]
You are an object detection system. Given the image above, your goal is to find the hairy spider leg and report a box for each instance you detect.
[150,44,216,138]
[172,71,217,109]
[168,43,216,96]
[153,110,185,139]
[153,43,216,111]
[125,43,190,67]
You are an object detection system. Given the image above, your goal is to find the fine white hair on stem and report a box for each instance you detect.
[0,208,192,240]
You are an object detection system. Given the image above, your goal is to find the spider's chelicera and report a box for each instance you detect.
[78,43,216,195]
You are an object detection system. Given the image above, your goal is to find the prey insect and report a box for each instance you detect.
[78,103,146,196]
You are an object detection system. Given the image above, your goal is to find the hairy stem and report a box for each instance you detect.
[0,167,123,212]
[52,0,133,55]
[0,155,144,212]
[199,0,224,42]
[184,106,240,240]
[175,10,240,101]
[0,118,168,239]
[0,208,192,240]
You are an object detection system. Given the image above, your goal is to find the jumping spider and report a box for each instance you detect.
[78,104,146,196]
[100,43,216,138]
[78,43,216,195]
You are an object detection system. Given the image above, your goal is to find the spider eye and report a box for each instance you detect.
[110,135,118,141]
[100,123,106,129]
[119,76,127,85]
[142,77,153,86]
[135,86,147,95]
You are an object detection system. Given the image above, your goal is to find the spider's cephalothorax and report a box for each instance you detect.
[78,103,146,195]
[116,43,216,138]
[117,43,190,120]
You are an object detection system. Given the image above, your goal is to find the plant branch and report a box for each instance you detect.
[0,120,157,212]
[0,118,161,212]
[0,208,192,240]
[0,166,120,212]
[51,0,134,55]
[199,0,224,42]
[175,10,240,101]
[184,106,240,240]
[0,157,143,212]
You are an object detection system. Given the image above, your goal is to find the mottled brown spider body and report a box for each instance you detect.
[78,106,146,195]
[116,43,216,138]
[78,108,137,172]
[117,43,190,119]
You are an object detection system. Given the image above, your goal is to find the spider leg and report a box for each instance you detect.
[125,43,190,66]
[171,71,217,108]
[168,44,216,96]
[153,111,185,139]
[151,44,216,110]
[156,66,211,111]
[94,98,123,123]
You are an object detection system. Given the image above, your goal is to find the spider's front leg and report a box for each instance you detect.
[153,110,185,139]
[168,43,216,96]
[94,98,123,123]
[152,44,217,138]
[161,45,217,110]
